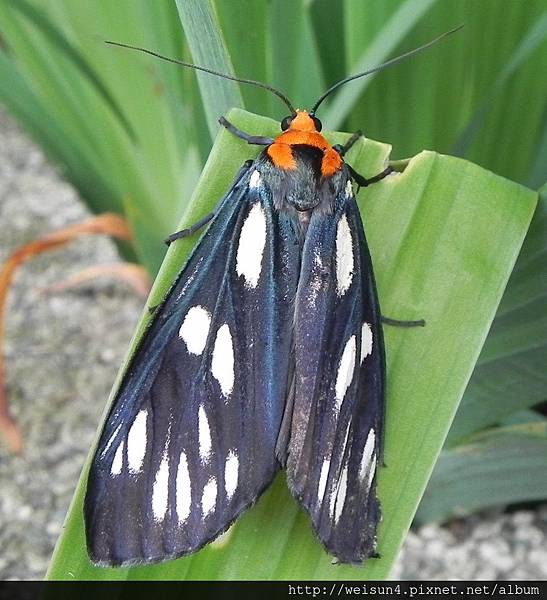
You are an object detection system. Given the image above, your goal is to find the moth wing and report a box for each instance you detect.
[85,165,300,566]
[284,180,384,563]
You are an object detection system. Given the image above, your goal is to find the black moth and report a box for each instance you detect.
[84,29,460,567]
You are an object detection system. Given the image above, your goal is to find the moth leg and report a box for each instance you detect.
[164,212,215,245]
[219,116,274,146]
[165,159,254,246]
[381,316,425,328]
[333,130,363,156]
[347,163,394,188]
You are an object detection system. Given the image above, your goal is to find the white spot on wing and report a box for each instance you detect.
[152,452,170,522]
[202,477,217,517]
[101,423,122,459]
[127,409,148,474]
[111,440,124,476]
[360,322,373,363]
[342,422,351,453]
[179,305,211,355]
[307,251,324,309]
[358,429,376,481]
[317,459,330,503]
[336,214,354,296]
[236,202,267,288]
[367,456,377,491]
[334,465,349,522]
[329,482,337,517]
[345,180,353,197]
[224,450,239,500]
[175,258,203,302]
[335,335,356,410]
[249,170,261,188]
[176,452,192,524]
[198,405,212,461]
[211,324,235,398]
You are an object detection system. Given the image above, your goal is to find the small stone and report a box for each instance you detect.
[17,505,32,520]
[512,511,533,527]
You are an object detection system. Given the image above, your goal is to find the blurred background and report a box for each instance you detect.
[0,0,546,580]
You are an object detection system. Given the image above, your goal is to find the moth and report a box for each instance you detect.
[85,29,459,567]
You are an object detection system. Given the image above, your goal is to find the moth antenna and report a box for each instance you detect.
[310,25,464,115]
[105,41,296,115]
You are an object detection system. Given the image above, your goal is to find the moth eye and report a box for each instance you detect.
[311,115,322,132]
[281,115,293,131]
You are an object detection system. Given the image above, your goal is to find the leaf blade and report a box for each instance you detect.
[417,422,547,524]
[448,189,547,444]
[175,0,244,139]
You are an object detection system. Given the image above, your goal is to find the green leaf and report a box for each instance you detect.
[416,421,547,524]
[448,190,547,444]
[528,119,547,190]
[175,0,244,139]
[501,409,546,427]
[47,109,536,580]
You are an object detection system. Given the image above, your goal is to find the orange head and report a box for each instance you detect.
[267,110,341,176]
[280,110,323,133]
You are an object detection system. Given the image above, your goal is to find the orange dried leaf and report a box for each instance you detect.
[41,263,152,298]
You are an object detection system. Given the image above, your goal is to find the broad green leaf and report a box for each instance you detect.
[448,191,547,444]
[417,421,547,524]
[47,109,536,580]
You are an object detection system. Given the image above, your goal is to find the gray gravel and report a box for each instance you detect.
[1,109,546,581]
